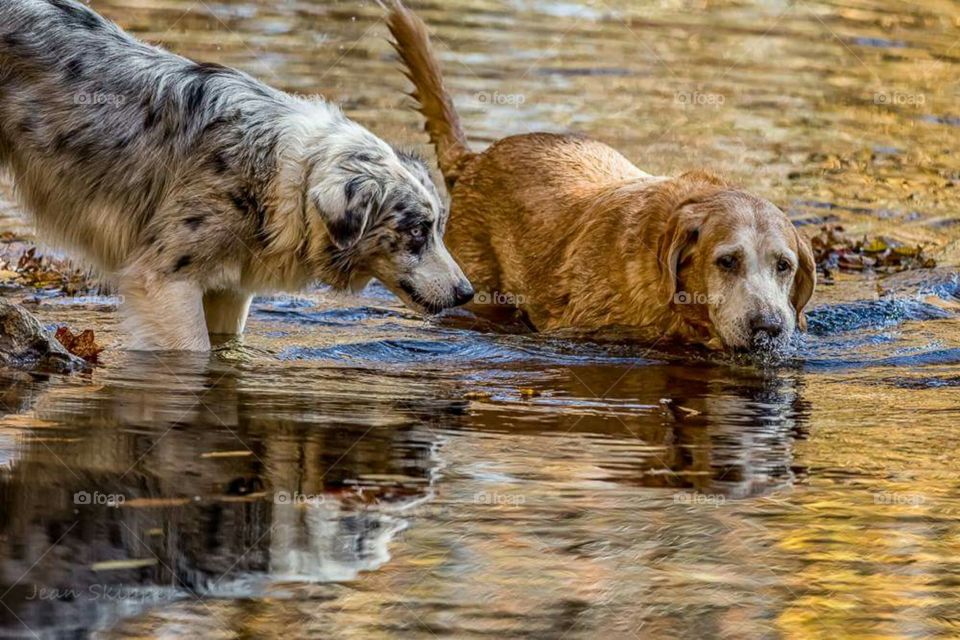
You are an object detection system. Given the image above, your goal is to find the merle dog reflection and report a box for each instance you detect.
[0,357,459,636]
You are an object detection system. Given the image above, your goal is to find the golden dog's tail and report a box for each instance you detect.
[381,0,473,189]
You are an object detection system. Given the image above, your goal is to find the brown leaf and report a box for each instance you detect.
[55,327,104,362]
[464,390,493,400]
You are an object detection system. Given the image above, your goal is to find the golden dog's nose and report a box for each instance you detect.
[750,314,784,340]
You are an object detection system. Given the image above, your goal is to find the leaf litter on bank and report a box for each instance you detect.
[0,247,94,295]
[810,224,936,284]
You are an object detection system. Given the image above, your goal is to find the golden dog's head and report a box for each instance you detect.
[658,187,815,352]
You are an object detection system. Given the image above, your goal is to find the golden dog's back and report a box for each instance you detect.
[451,132,646,237]
[446,133,660,324]
[384,0,657,322]
[386,0,660,326]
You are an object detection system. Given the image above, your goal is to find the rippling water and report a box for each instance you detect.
[1,0,959,638]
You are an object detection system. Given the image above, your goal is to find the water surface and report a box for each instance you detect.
[1,0,959,638]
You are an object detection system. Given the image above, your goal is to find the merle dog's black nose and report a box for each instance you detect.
[750,314,784,341]
[453,281,474,306]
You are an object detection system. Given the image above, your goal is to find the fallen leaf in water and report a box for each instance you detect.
[861,237,889,253]
[54,327,104,362]
[91,559,158,572]
[464,391,493,400]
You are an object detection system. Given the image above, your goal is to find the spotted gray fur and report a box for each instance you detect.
[0,0,472,350]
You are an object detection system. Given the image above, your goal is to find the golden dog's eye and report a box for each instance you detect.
[716,255,738,270]
[777,258,792,273]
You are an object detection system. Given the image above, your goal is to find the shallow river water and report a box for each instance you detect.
[1,0,960,638]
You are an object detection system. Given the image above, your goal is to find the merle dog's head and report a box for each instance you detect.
[307,138,473,314]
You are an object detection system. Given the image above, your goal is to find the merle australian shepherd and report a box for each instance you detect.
[0,0,473,350]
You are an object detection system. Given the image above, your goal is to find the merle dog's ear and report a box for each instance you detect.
[310,173,383,250]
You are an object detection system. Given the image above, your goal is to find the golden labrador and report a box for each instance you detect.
[383,1,815,351]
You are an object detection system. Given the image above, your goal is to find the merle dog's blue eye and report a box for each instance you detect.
[409,222,430,244]
[409,221,432,239]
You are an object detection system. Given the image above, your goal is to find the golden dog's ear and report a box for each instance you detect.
[790,226,816,331]
[657,207,703,302]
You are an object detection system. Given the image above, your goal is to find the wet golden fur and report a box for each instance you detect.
[384,1,816,350]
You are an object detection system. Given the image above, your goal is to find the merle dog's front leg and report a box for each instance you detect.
[119,264,211,351]
[203,290,253,336]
